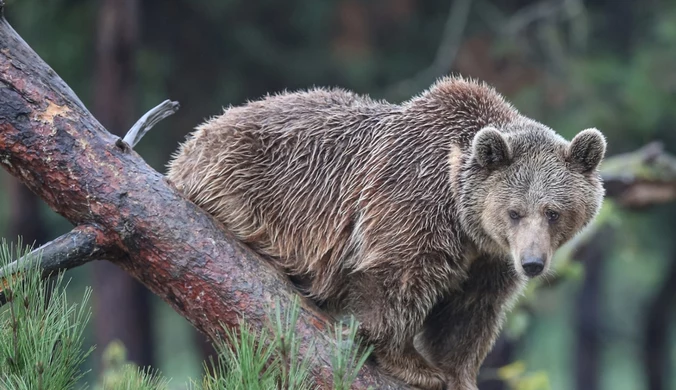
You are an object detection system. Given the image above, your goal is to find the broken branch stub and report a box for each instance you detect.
[122,99,180,147]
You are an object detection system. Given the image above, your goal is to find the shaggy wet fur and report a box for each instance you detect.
[166,76,606,390]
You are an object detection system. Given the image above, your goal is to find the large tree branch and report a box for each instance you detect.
[601,142,676,208]
[0,4,404,388]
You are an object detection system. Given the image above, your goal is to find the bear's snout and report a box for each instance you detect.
[521,256,545,277]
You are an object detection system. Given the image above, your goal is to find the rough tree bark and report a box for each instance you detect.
[92,0,155,368]
[0,4,405,388]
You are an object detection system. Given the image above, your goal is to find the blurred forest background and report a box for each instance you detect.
[1,0,676,389]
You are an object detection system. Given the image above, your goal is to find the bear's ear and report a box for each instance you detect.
[567,128,606,173]
[472,127,512,169]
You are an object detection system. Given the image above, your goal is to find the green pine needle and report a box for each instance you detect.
[0,238,93,390]
[329,316,374,390]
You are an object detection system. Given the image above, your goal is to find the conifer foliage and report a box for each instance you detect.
[0,239,373,390]
[0,240,92,390]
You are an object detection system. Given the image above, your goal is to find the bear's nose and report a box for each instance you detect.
[521,256,545,277]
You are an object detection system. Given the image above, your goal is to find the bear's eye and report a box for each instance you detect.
[546,210,560,222]
[508,210,521,221]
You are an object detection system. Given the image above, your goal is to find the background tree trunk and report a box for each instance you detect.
[479,337,514,390]
[92,0,154,368]
[644,250,676,390]
[3,175,47,245]
[574,228,612,390]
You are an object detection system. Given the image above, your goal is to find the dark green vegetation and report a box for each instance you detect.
[1,1,676,389]
[0,240,372,390]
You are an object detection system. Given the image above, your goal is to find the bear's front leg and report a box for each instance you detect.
[417,256,524,389]
[345,258,454,390]
[373,340,447,390]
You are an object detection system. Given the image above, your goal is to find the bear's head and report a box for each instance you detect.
[458,123,606,279]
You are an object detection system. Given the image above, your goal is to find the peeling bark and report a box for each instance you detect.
[0,5,404,389]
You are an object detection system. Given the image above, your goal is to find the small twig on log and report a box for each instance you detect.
[122,99,180,148]
[0,225,117,305]
[384,0,473,101]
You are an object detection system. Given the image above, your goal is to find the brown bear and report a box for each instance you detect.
[166,76,606,390]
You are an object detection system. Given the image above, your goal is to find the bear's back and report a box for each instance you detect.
[167,89,412,295]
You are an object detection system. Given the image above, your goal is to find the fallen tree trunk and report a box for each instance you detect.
[0,4,404,388]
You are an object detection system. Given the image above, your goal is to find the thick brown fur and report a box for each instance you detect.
[166,76,606,390]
